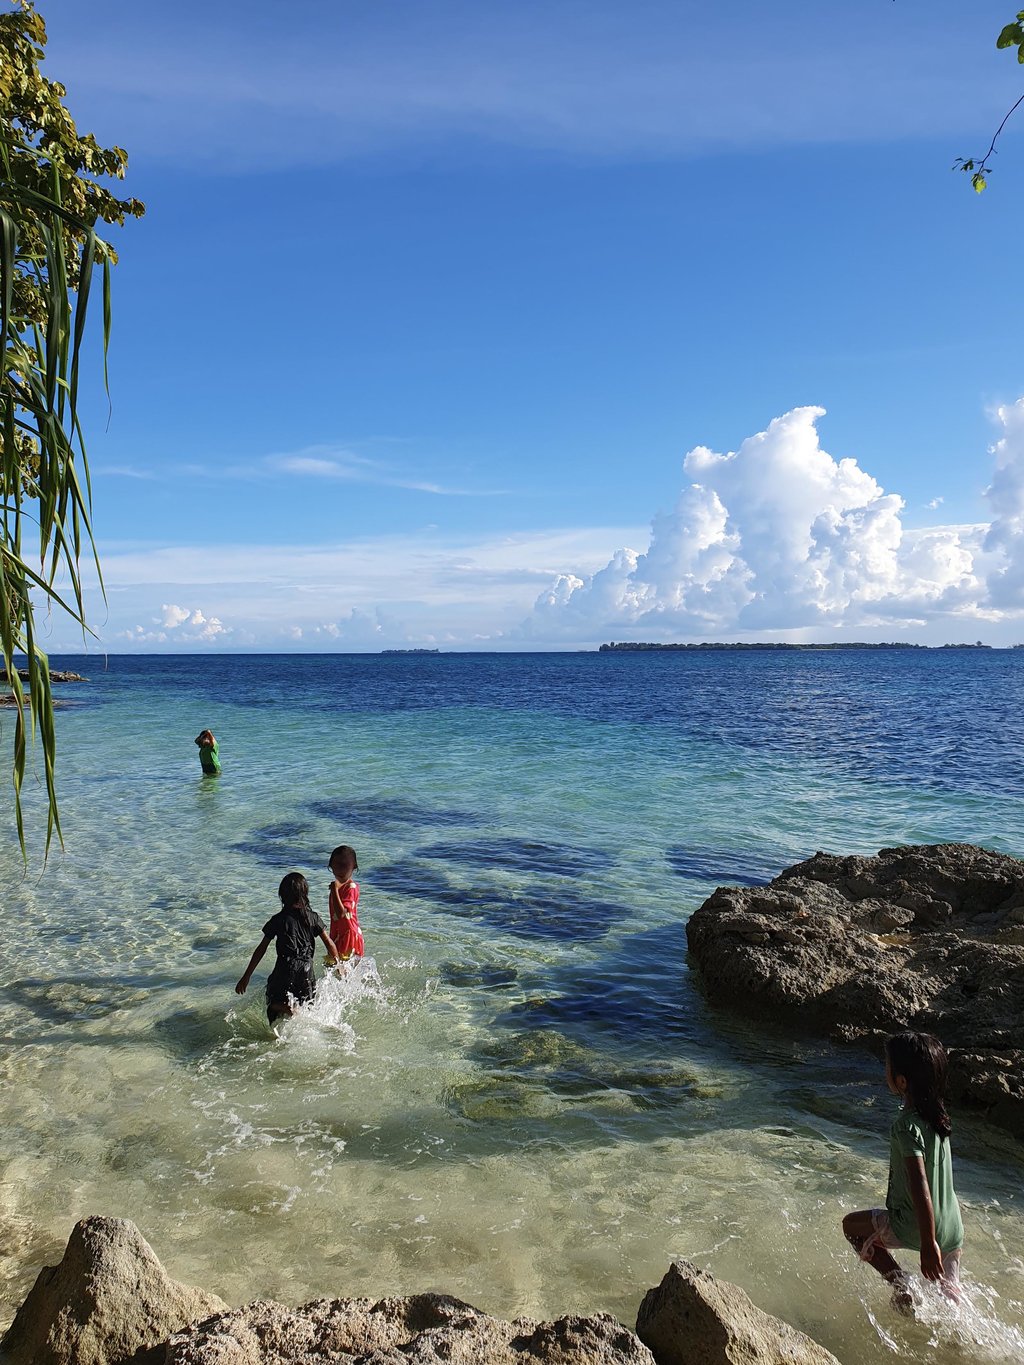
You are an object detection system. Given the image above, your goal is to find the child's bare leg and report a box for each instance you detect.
[940,1249,962,1303]
[842,1211,911,1295]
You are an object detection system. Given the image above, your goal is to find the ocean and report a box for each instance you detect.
[1,649,1022,1362]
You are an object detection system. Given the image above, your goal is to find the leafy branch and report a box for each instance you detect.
[955,12,1024,191]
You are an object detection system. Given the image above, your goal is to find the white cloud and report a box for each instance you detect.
[522,406,1017,641]
[128,603,231,645]
[160,603,191,628]
[46,403,1024,651]
[926,497,944,510]
[984,398,1024,610]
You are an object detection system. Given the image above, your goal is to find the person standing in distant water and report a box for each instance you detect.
[328,845,364,962]
[236,872,339,1026]
[194,729,221,776]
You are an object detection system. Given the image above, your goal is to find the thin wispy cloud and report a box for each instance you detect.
[44,2,1021,170]
[94,465,158,480]
[270,450,506,496]
[96,443,506,497]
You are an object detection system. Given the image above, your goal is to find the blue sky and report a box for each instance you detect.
[32,0,1024,648]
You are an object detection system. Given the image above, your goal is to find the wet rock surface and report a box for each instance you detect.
[0,1219,844,1365]
[686,842,1024,1135]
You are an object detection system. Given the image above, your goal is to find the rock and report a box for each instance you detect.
[1,669,87,683]
[686,843,1024,1136]
[1,1218,653,1365]
[0,1216,227,1365]
[164,1296,654,1365]
[635,1261,840,1365]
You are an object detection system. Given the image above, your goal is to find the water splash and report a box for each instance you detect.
[284,956,392,1050]
[866,1277,1024,1362]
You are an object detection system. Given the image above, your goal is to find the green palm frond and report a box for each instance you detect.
[0,0,143,860]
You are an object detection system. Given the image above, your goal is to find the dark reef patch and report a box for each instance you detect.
[230,838,314,869]
[445,1029,722,1123]
[439,962,519,990]
[228,820,316,869]
[251,821,310,841]
[417,836,614,878]
[665,844,788,887]
[309,796,483,833]
[494,924,693,1042]
[374,858,613,941]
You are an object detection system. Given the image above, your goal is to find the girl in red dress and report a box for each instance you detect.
[328,844,364,961]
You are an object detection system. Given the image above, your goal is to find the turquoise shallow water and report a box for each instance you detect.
[1,651,1023,1362]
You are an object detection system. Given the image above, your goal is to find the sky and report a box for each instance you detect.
[27,0,1024,650]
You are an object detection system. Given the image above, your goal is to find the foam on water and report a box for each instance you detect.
[865,1277,1024,1362]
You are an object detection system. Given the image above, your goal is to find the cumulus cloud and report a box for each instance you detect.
[525,406,1013,640]
[984,398,1024,610]
[120,604,231,645]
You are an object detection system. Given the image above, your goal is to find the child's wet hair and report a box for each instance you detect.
[886,1030,952,1139]
[330,845,358,871]
[278,871,314,927]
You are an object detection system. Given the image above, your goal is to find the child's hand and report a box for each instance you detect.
[235,977,248,995]
[920,1240,944,1282]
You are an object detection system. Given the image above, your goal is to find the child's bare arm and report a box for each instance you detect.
[320,929,341,963]
[236,936,271,993]
[906,1156,943,1280]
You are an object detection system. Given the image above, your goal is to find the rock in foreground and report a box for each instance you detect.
[636,1261,840,1365]
[686,843,1024,1135]
[0,1217,848,1365]
[166,1296,653,1365]
[0,1216,227,1365]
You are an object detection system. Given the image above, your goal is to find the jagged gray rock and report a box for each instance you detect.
[635,1261,840,1365]
[686,842,1024,1136]
[165,1295,654,1364]
[0,1216,227,1365]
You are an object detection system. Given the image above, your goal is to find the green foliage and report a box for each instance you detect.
[996,12,1024,62]
[0,0,143,855]
[955,11,1024,192]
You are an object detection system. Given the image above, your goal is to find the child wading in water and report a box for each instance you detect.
[236,872,339,1025]
[327,845,364,963]
[194,729,221,776]
[843,1031,964,1308]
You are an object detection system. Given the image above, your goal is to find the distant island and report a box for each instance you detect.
[598,641,998,652]
[381,648,441,655]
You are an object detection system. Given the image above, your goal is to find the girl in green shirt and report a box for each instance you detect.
[194,728,221,775]
[842,1031,963,1309]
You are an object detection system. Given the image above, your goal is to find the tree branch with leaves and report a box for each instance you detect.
[0,0,143,855]
[955,11,1024,191]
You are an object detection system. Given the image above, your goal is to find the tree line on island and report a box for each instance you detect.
[598,641,1007,651]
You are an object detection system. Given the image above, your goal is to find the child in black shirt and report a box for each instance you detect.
[236,872,339,1025]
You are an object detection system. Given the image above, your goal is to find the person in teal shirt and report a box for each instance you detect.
[842,1031,963,1309]
[194,729,221,776]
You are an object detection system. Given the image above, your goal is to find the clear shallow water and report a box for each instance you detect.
[1,650,1023,1363]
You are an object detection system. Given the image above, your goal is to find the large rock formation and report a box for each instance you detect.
[636,1261,840,1365]
[686,843,1024,1135]
[165,1297,653,1365]
[0,1218,846,1365]
[0,1216,227,1365]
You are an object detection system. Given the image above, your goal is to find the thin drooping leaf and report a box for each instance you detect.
[0,0,144,857]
